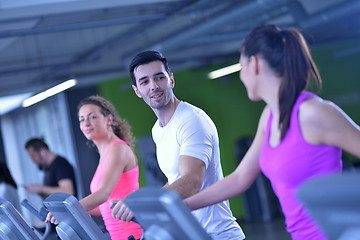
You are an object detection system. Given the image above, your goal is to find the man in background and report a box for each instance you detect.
[24,138,77,198]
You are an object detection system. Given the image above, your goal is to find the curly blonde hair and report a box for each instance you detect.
[78,95,135,150]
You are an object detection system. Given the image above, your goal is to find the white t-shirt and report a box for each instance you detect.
[152,101,245,240]
[0,182,21,213]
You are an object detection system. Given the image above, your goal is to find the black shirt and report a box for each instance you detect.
[43,155,77,198]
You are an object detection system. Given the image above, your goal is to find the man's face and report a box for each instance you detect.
[26,147,43,166]
[132,60,175,110]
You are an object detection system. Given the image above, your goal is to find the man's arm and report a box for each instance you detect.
[26,179,75,196]
[163,155,205,199]
[111,155,205,222]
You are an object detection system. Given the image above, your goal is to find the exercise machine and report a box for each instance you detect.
[297,173,360,240]
[124,187,211,240]
[43,193,110,240]
[0,198,41,240]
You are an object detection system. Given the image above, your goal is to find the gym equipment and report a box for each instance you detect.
[124,187,211,240]
[43,193,111,240]
[21,199,48,221]
[0,198,41,240]
[21,199,52,240]
[297,173,360,240]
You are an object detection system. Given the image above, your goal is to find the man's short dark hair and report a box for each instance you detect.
[25,138,49,151]
[129,50,172,86]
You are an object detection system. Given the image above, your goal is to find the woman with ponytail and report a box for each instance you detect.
[185,25,360,240]
[46,95,142,240]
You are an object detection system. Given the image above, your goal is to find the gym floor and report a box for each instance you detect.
[237,217,292,240]
[41,215,291,240]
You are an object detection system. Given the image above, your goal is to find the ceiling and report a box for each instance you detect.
[0,0,360,106]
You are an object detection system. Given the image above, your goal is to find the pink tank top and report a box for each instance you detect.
[90,139,142,240]
[259,92,342,240]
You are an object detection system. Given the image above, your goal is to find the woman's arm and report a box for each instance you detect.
[79,142,131,212]
[88,206,102,216]
[300,98,360,158]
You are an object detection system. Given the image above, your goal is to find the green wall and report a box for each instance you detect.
[99,39,360,218]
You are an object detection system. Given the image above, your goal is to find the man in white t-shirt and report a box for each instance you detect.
[112,51,245,239]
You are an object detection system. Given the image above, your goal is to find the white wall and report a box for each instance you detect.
[0,92,81,227]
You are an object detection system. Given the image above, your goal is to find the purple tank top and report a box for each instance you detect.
[259,92,342,240]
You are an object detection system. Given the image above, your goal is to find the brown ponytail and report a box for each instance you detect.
[241,25,322,139]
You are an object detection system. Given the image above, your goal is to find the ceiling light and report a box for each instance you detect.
[0,93,33,115]
[208,63,241,79]
[22,79,77,108]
